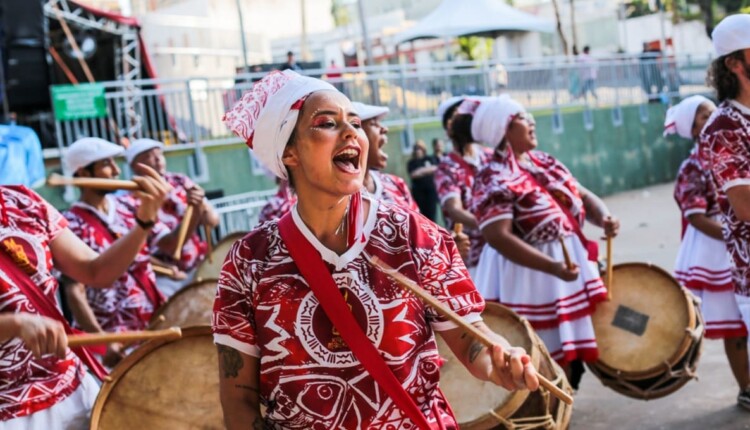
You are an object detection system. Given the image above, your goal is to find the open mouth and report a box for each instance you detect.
[333,146,362,174]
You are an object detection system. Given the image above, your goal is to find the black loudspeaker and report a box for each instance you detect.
[2,0,51,110]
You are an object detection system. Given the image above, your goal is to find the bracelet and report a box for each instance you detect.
[135,217,155,230]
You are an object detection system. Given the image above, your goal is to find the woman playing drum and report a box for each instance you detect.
[215,70,539,429]
[466,95,619,386]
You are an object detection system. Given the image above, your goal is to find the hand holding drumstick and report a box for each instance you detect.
[368,256,572,405]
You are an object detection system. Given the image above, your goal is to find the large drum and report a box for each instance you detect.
[436,301,573,430]
[149,279,217,330]
[587,263,704,400]
[194,231,247,282]
[90,326,222,429]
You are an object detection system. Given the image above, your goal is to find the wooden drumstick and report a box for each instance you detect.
[606,230,613,301]
[559,237,574,270]
[204,224,214,264]
[453,223,464,235]
[68,327,182,347]
[47,173,140,191]
[369,255,574,406]
[173,205,194,260]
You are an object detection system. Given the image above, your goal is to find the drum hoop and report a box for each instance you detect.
[148,278,219,328]
[595,262,698,379]
[89,326,212,430]
[194,231,247,282]
[474,302,541,423]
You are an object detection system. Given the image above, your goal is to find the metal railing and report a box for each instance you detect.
[210,188,278,237]
[50,53,715,152]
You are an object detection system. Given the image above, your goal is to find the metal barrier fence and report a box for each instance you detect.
[51,53,715,165]
[210,188,277,237]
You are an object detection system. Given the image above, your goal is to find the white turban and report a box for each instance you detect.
[437,96,466,127]
[663,95,715,139]
[712,14,750,57]
[222,70,337,179]
[471,95,525,147]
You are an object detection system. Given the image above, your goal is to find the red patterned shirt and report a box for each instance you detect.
[258,181,297,224]
[434,145,493,267]
[369,171,420,212]
[0,186,85,420]
[700,100,750,296]
[213,198,484,429]
[471,148,584,245]
[63,195,167,332]
[149,172,208,271]
[674,147,721,218]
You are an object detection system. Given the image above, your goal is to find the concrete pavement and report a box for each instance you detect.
[573,182,750,429]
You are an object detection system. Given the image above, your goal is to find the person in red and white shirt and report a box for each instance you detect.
[258,179,297,224]
[216,70,539,429]
[0,170,169,428]
[434,97,493,275]
[468,95,619,385]
[698,13,750,409]
[59,138,178,367]
[124,139,220,297]
[353,102,420,212]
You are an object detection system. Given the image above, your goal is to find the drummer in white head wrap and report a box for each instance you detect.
[663,95,716,140]
[668,93,750,406]
[468,95,619,390]
[215,70,540,429]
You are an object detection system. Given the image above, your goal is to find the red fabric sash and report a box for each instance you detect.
[517,160,599,262]
[0,241,108,381]
[277,212,432,430]
[70,206,166,309]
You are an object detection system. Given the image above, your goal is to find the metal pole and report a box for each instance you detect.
[300,0,310,61]
[356,0,374,67]
[0,49,9,122]
[235,0,250,73]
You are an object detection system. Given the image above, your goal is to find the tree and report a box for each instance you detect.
[456,36,493,61]
[550,0,570,55]
[331,0,352,27]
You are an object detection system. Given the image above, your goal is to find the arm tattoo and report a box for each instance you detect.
[218,345,244,378]
[468,340,485,363]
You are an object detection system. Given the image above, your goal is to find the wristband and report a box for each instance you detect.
[135,217,155,230]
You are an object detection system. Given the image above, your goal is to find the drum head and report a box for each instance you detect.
[591,263,696,377]
[91,326,222,429]
[436,302,540,429]
[149,279,217,330]
[195,232,246,282]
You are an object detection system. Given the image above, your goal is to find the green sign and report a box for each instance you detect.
[51,83,107,121]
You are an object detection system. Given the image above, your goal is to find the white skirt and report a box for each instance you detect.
[474,235,607,363]
[674,223,747,338]
[5,373,99,430]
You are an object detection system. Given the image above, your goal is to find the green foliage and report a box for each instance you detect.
[456,36,494,61]
[625,0,655,18]
[331,0,351,27]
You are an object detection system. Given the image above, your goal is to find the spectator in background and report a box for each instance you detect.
[577,46,598,103]
[324,60,345,94]
[281,51,302,71]
[432,137,445,159]
[407,139,440,222]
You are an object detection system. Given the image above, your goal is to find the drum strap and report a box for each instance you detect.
[70,206,166,309]
[0,241,109,381]
[517,160,598,262]
[278,212,433,430]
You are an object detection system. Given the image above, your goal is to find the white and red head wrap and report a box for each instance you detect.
[663,95,715,139]
[222,70,336,179]
[471,95,526,147]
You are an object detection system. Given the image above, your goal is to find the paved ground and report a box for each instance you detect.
[572,182,750,429]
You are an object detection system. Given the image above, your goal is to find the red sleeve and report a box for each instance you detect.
[704,128,750,192]
[434,162,461,205]
[212,236,260,357]
[410,214,484,331]
[673,159,708,216]
[470,166,515,230]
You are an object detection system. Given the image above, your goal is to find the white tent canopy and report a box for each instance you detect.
[393,0,554,45]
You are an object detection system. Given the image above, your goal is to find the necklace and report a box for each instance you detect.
[334,196,350,236]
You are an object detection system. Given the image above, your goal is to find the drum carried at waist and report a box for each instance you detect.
[588,262,704,400]
[150,279,217,330]
[194,231,247,282]
[90,326,222,429]
[436,301,573,430]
